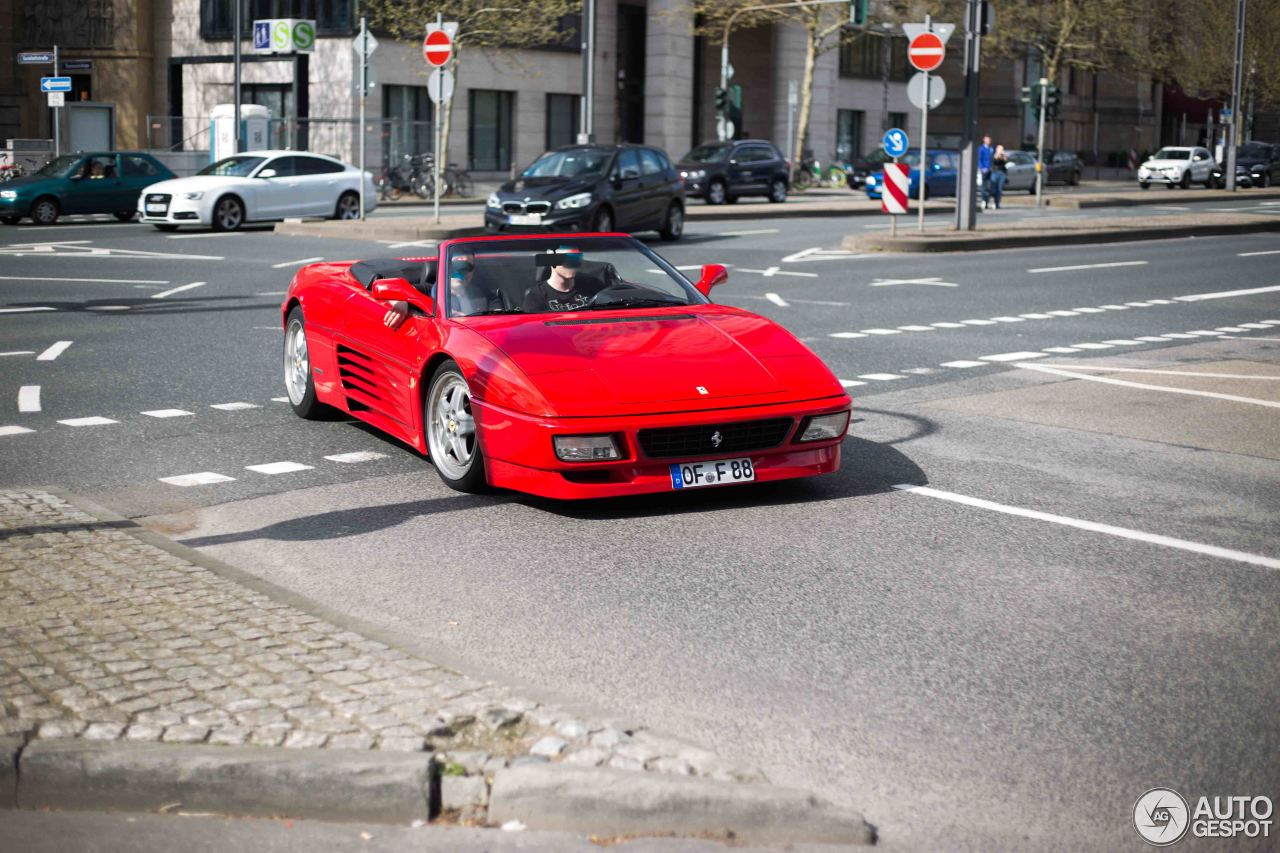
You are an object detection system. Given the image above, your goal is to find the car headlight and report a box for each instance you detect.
[183,191,204,200]
[0,190,16,199]
[683,169,705,180]
[796,411,851,443]
[555,192,594,210]
[866,175,876,185]
[553,434,622,461]
[486,193,501,209]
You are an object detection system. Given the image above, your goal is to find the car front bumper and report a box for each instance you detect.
[484,206,591,233]
[0,195,30,217]
[137,195,211,226]
[474,395,851,499]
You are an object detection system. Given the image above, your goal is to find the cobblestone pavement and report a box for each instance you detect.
[0,491,762,820]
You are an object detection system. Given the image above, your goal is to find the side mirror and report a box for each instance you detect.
[372,277,435,316]
[258,168,277,179]
[694,263,729,298]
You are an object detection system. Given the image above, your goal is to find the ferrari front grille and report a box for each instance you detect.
[638,417,793,459]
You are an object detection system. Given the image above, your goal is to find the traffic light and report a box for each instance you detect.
[727,85,744,139]
[1020,85,1033,105]
[849,0,868,26]
[714,87,727,113]
[1046,86,1062,119]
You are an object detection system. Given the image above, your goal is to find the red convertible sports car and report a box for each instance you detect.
[281,234,851,499]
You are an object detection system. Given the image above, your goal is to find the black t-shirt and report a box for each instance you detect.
[523,274,605,313]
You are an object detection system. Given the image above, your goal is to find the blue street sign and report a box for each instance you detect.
[883,128,909,158]
[254,21,271,51]
[19,52,55,64]
[40,77,72,93]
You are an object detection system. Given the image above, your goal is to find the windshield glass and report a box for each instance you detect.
[1152,149,1190,161]
[683,144,729,164]
[198,156,267,177]
[521,149,611,179]
[36,155,83,178]
[440,236,706,317]
[1238,143,1270,159]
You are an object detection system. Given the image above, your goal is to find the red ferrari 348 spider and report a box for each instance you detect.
[281,233,851,499]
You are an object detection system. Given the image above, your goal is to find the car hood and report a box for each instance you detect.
[141,175,255,194]
[471,308,843,416]
[676,160,723,171]
[0,175,58,194]
[498,176,595,198]
[1235,157,1267,168]
[1142,159,1191,169]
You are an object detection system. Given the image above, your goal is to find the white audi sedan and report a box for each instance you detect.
[138,150,376,231]
[1137,146,1216,190]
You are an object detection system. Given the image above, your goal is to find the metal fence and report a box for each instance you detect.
[144,116,436,171]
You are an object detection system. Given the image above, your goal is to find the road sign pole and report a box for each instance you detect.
[955,0,983,231]
[891,157,898,237]
[433,12,443,225]
[233,1,241,153]
[917,72,928,232]
[1225,0,1246,191]
[52,45,60,158]
[1035,78,1047,208]
[358,17,367,221]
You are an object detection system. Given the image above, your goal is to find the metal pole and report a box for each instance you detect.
[1225,0,1245,191]
[233,0,242,152]
[53,45,60,158]
[433,12,442,224]
[785,82,795,167]
[719,16,732,141]
[1035,77,1047,207]
[891,156,898,237]
[580,0,596,142]
[358,16,367,221]
[916,15,930,233]
[956,0,982,231]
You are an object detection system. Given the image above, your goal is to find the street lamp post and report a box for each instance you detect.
[1225,0,1246,191]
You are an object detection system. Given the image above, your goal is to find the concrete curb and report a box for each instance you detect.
[15,740,435,823]
[1,737,21,809]
[488,764,873,845]
[844,217,1280,253]
[1003,186,1280,209]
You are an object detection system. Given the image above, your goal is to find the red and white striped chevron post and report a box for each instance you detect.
[882,162,910,235]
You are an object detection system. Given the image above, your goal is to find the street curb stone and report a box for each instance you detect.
[0,737,22,809]
[17,740,433,823]
[488,765,873,845]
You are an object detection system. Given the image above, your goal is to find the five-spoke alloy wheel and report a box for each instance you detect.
[284,307,323,418]
[425,361,487,492]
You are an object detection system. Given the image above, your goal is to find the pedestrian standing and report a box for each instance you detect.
[990,144,1009,210]
[978,135,994,209]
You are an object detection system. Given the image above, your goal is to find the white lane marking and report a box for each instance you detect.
[1038,365,1280,380]
[0,242,223,261]
[787,298,850,307]
[1153,205,1191,211]
[893,484,1280,571]
[1156,333,1197,339]
[989,316,1025,323]
[898,325,936,332]
[858,373,905,381]
[0,275,169,284]
[981,351,1047,362]
[829,332,867,339]
[861,328,902,335]
[1046,310,1079,317]
[0,351,35,357]
[1124,302,1153,308]
[211,402,261,411]
[1015,362,1280,409]
[962,319,998,325]
[246,461,314,475]
[941,360,988,368]
[1238,250,1280,256]
[58,416,118,427]
[271,396,290,403]
[870,277,958,288]
[271,256,325,268]
[838,379,866,388]
[1018,313,1054,320]
[142,409,195,418]
[737,267,818,278]
[1027,260,1149,273]
[1042,347,1081,353]
[152,281,207,299]
[85,305,130,311]
[1071,342,1114,349]
[1146,299,1174,305]
[255,291,288,297]
[1101,340,1146,346]
[1135,336,1171,342]
[1098,304,1129,310]
[1215,327,1247,333]
[165,232,246,239]
[780,247,862,263]
[903,367,936,375]
[1185,330,1222,335]
[1262,320,1280,325]
[17,386,40,413]
[0,307,56,314]
[1177,284,1280,302]
[36,341,73,361]
[0,425,35,436]
[1239,323,1272,329]
[325,451,388,463]
[765,292,789,307]
[1226,336,1280,342]
[160,472,236,487]
[718,228,780,236]
[931,322,966,328]
[1072,307,1106,313]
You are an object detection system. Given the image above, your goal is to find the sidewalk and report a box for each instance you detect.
[0,491,870,844]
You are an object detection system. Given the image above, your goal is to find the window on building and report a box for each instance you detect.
[889,112,908,132]
[201,0,355,39]
[546,94,581,150]
[839,35,909,81]
[836,110,863,162]
[383,85,433,163]
[470,90,514,172]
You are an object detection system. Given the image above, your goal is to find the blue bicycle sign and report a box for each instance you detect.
[883,128,909,158]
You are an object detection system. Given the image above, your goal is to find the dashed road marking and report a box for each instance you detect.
[0,425,36,436]
[860,328,902,335]
[271,257,325,268]
[271,396,290,403]
[1156,333,1197,339]
[0,275,169,284]
[962,319,998,325]
[1045,310,1080,317]
[246,461,315,475]
[1098,304,1128,310]
[1042,347,1080,353]
[325,451,388,463]
[981,351,1047,362]
[1238,250,1280,257]
[1239,323,1272,329]
[897,325,936,332]
[1124,302,1153,308]
[17,386,40,413]
[1146,299,1174,305]
[829,332,867,339]
[211,402,261,411]
[718,228,780,236]
[1027,260,1149,273]
[737,267,818,278]
[858,373,904,381]
[36,341,72,361]
[989,316,1025,323]
[765,292,789,307]
[940,360,988,368]
[1185,330,1223,336]
[152,281,207,299]
[1071,342,1114,349]
[1016,362,1280,410]
[902,368,936,375]
[1177,284,1280,302]
[58,416,118,427]
[870,276,958,288]
[0,307,56,314]
[160,472,236,487]
[1072,307,1105,313]
[142,409,195,418]
[0,351,35,357]
[931,322,966,328]
[839,379,866,387]
[1215,327,1247,333]
[1041,365,1280,380]
[1134,336,1171,342]
[1101,339,1145,346]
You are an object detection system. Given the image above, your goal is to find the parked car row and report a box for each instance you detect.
[858,148,1083,200]
[1138,142,1280,190]
[0,149,376,229]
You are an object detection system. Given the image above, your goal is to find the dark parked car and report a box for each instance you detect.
[845,149,893,190]
[0,151,176,225]
[1047,150,1083,185]
[1211,142,1280,188]
[677,139,789,204]
[485,144,684,240]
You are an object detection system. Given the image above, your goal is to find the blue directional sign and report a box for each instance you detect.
[883,128,910,158]
[254,21,271,50]
[41,77,72,93]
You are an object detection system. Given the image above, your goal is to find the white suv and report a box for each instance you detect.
[1137,146,1215,190]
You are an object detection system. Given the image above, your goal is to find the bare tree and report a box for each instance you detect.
[1161,0,1280,114]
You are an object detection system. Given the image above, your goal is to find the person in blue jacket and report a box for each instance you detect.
[978,135,994,209]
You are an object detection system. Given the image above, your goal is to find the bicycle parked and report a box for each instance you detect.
[0,163,26,181]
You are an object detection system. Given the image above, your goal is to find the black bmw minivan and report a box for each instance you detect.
[484,144,684,240]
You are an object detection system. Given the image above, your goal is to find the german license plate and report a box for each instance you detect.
[670,457,755,489]
[509,213,542,225]
[146,203,166,213]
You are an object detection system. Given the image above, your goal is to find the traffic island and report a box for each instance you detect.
[844,210,1280,253]
[0,491,872,844]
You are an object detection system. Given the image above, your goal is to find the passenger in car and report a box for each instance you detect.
[523,246,605,313]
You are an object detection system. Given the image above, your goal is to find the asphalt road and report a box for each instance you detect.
[1,205,1277,851]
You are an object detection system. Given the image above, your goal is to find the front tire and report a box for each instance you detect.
[425,360,487,493]
[334,191,360,220]
[1139,181,1150,190]
[658,202,683,241]
[1180,171,1191,189]
[284,307,324,419]
[31,196,59,226]
[153,223,179,232]
[591,206,614,233]
[212,195,245,231]
[706,179,727,205]
[114,210,137,222]
[1262,173,1272,189]
[768,178,787,203]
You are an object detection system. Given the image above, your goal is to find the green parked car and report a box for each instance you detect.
[0,152,176,226]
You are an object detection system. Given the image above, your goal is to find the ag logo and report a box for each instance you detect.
[710,430,723,448]
[1134,788,1190,846]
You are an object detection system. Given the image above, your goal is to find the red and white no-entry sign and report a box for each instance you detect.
[908,33,945,72]
[423,28,453,67]
[881,163,910,214]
